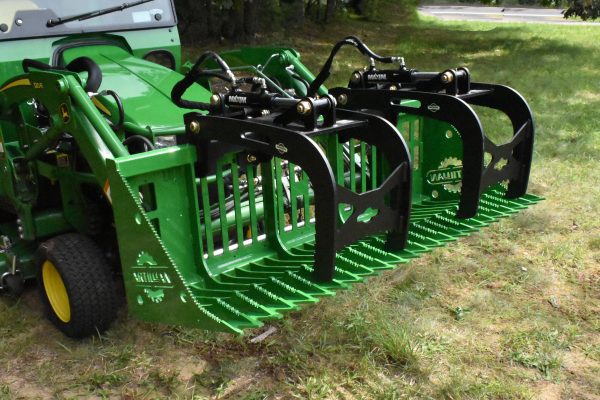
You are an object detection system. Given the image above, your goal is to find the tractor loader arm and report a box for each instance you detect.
[0,70,127,187]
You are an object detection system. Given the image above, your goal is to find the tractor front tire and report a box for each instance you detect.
[36,233,118,338]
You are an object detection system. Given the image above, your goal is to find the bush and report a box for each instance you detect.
[174,0,418,44]
[564,0,600,20]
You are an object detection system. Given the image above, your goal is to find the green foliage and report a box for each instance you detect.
[349,0,419,21]
[504,327,578,378]
[565,0,600,20]
[174,0,418,43]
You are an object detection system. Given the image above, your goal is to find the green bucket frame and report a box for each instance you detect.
[107,102,541,334]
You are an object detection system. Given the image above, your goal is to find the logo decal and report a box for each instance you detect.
[228,95,247,104]
[367,73,387,81]
[427,103,440,113]
[426,157,462,194]
[132,251,174,306]
[275,143,288,154]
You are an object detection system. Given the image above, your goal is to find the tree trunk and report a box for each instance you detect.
[283,0,305,28]
[222,0,245,39]
[204,0,214,37]
[325,0,336,22]
[244,0,258,37]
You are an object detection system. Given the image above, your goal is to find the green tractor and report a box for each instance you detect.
[0,1,541,338]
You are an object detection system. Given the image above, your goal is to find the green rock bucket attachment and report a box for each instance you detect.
[102,49,542,334]
[107,142,540,334]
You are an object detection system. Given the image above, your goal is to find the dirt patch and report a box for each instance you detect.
[562,351,600,397]
[1,373,53,400]
[534,381,562,400]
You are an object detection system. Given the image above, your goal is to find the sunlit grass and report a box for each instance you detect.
[1,8,599,399]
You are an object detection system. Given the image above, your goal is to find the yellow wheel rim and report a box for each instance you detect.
[42,260,71,323]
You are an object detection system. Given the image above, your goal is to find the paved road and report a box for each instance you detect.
[418,5,598,25]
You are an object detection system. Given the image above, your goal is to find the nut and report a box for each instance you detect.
[210,94,221,107]
[296,100,312,115]
[337,94,348,105]
[440,71,454,84]
[189,120,201,134]
[247,154,257,163]
[388,85,398,91]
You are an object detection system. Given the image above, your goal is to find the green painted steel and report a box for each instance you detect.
[108,140,542,333]
[0,4,540,335]
[0,12,208,284]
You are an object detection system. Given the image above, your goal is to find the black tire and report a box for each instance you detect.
[36,233,118,338]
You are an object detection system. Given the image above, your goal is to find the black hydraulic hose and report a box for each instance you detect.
[123,135,155,151]
[307,35,399,96]
[342,35,399,63]
[22,56,103,92]
[190,51,235,81]
[289,71,310,93]
[22,59,53,72]
[196,70,235,82]
[65,57,102,92]
[171,74,211,110]
[208,191,251,220]
[171,51,237,110]
[97,89,124,131]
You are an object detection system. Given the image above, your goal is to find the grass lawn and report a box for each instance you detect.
[1,9,599,400]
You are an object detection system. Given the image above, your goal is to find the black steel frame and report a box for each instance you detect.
[329,83,534,218]
[182,109,412,282]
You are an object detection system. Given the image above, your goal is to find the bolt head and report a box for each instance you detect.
[388,85,398,91]
[296,100,312,115]
[189,120,201,134]
[210,94,221,107]
[337,94,348,105]
[440,71,454,84]
[246,154,257,163]
[350,72,361,84]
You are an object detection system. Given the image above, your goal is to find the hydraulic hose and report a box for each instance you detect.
[97,89,124,131]
[171,51,237,110]
[65,57,102,92]
[307,35,401,96]
[123,135,155,152]
[22,56,103,92]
